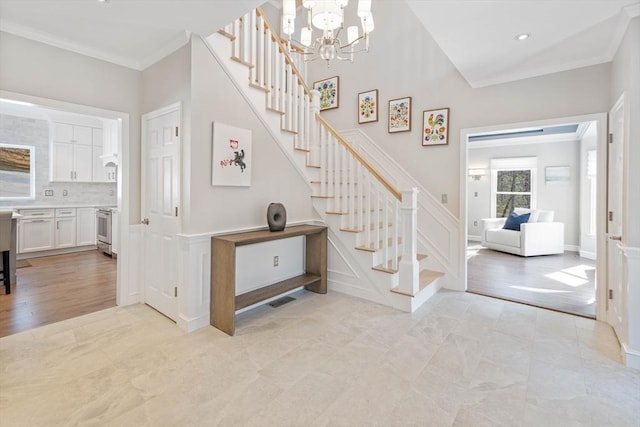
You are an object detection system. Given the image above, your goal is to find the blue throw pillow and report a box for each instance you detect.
[503,212,530,231]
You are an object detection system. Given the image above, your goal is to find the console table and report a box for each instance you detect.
[210,224,327,335]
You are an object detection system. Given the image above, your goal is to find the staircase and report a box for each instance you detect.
[205,8,445,312]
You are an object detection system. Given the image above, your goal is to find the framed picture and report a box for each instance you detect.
[422,107,449,146]
[211,122,252,187]
[313,76,339,111]
[358,89,378,124]
[388,96,411,133]
[0,143,35,200]
[545,166,570,186]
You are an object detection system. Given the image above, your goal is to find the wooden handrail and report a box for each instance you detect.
[315,113,403,201]
[256,8,313,101]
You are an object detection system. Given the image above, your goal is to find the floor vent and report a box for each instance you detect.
[268,296,295,308]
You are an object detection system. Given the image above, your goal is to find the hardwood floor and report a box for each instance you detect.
[467,242,596,318]
[0,250,116,337]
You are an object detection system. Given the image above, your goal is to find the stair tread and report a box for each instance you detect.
[294,147,311,152]
[266,106,286,115]
[390,269,444,297]
[217,29,236,41]
[355,237,402,253]
[371,253,429,274]
[249,82,270,92]
[230,56,254,68]
[340,222,393,233]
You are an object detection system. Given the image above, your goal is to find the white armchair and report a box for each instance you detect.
[480,210,564,257]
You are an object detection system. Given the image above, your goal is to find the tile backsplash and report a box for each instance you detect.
[0,114,116,207]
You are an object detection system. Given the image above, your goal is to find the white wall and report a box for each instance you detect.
[467,140,581,246]
[306,1,612,220]
[186,36,318,235]
[0,32,142,223]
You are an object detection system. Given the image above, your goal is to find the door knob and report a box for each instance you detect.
[141,218,149,225]
[609,235,622,241]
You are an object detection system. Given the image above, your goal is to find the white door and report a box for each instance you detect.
[607,95,626,338]
[142,104,181,321]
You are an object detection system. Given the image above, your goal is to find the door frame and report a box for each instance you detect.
[0,89,131,306]
[459,112,608,321]
[140,101,182,309]
[606,93,629,329]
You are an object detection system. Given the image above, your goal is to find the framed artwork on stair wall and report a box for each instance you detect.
[422,107,449,146]
[388,96,412,133]
[211,122,252,187]
[358,89,378,124]
[313,76,339,111]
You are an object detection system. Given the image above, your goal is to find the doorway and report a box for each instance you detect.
[460,113,608,320]
[0,90,130,334]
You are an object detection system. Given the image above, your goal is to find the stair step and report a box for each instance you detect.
[249,82,269,92]
[281,127,298,135]
[390,269,444,297]
[217,29,236,41]
[355,237,402,253]
[231,56,254,68]
[266,106,286,115]
[340,222,392,233]
[372,253,428,274]
[325,208,382,215]
[294,147,311,153]
[311,180,358,185]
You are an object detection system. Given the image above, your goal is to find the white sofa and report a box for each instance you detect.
[480,209,564,257]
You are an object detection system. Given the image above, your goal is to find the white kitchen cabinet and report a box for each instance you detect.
[76,207,97,246]
[18,209,55,253]
[54,208,76,249]
[92,128,117,183]
[51,122,95,182]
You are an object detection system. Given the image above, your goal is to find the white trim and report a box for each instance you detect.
[469,134,579,150]
[0,19,190,71]
[564,245,579,252]
[621,342,640,370]
[467,235,481,242]
[460,112,608,321]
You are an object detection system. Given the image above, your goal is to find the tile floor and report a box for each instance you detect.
[0,290,638,426]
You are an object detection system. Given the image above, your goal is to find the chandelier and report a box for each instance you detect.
[282,0,374,66]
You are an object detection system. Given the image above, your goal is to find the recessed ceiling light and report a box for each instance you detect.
[97,0,108,3]
[515,33,530,41]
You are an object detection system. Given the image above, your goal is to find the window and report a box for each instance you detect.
[0,143,36,200]
[490,157,537,218]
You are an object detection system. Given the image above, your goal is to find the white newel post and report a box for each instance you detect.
[398,188,419,295]
[310,89,321,167]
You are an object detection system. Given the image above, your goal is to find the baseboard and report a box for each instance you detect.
[564,244,579,252]
[17,245,98,260]
[621,342,640,370]
[467,235,481,242]
[579,250,596,260]
[177,313,211,333]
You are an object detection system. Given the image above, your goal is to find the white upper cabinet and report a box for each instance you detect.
[51,123,94,182]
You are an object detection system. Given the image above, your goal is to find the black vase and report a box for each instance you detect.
[267,203,286,232]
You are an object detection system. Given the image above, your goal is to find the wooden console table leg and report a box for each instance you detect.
[211,239,236,335]
[304,228,327,294]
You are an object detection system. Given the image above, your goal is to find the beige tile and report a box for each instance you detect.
[1,293,638,426]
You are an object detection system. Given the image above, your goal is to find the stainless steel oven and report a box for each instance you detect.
[96,208,112,255]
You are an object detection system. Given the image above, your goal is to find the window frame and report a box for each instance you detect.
[490,157,537,218]
[0,143,36,201]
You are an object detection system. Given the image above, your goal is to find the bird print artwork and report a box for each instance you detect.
[423,108,449,145]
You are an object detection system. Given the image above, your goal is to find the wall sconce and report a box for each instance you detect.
[468,168,486,180]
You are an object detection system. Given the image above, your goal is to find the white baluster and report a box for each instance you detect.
[375,185,381,250]
[257,14,264,87]
[266,35,273,108]
[393,198,399,270]
[341,147,348,215]
[242,13,251,63]
[250,12,257,82]
[348,154,355,229]
[358,162,364,232]
[320,126,327,196]
[365,175,372,247]
[384,194,390,269]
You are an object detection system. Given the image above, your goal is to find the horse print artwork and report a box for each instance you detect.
[212,122,252,186]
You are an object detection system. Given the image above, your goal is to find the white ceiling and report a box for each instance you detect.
[0,0,638,86]
[0,0,265,70]
[406,0,640,87]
